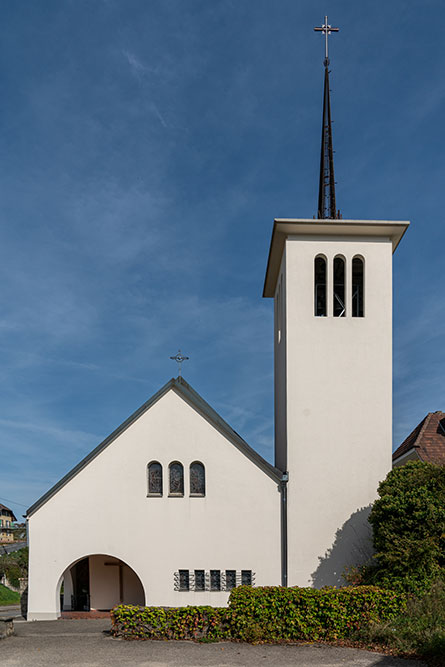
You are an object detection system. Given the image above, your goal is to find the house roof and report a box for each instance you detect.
[393,411,445,465]
[0,503,17,522]
[26,376,282,518]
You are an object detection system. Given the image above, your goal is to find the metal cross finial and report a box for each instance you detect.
[314,16,339,66]
[170,349,189,377]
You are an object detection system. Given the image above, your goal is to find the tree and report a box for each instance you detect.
[368,461,445,592]
[0,547,28,589]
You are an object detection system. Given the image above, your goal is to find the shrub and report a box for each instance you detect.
[0,547,28,589]
[111,605,230,641]
[226,585,406,642]
[357,578,445,663]
[111,586,406,643]
[368,462,445,593]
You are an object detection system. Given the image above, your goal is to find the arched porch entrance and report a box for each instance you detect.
[60,554,145,612]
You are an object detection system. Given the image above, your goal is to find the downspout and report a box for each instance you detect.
[280,472,288,587]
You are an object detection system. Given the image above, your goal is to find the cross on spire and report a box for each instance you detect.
[314,16,341,220]
[314,15,339,66]
[170,349,189,377]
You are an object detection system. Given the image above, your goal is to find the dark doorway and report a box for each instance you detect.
[71,557,90,611]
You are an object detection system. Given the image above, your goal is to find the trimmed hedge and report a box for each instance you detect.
[111,585,406,642]
[111,604,230,641]
[227,585,406,642]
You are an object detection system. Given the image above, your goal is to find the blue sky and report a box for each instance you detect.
[0,1,444,520]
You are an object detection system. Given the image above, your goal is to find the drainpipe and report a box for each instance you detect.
[280,472,289,587]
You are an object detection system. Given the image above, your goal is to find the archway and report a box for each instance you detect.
[60,554,145,612]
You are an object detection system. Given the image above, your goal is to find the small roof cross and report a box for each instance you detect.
[314,15,339,66]
[170,349,189,377]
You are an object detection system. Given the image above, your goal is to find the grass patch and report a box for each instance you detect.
[0,582,20,606]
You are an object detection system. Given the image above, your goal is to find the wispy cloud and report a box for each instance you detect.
[122,49,168,128]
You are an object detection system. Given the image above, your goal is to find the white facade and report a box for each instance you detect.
[27,381,281,620]
[264,218,409,587]
[27,217,408,620]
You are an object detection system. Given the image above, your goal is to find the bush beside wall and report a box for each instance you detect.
[227,585,406,642]
[111,585,406,642]
[111,604,230,641]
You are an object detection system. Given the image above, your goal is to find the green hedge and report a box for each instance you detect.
[111,585,406,642]
[111,604,230,641]
[227,585,406,642]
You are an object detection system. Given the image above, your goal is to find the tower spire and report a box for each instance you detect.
[314,16,340,220]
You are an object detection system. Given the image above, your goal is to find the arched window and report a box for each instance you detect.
[190,462,205,496]
[333,256,346,317]
[314,256,327,316]
[147,461,163,496]
[169,462,184,496]
[352,256,364,317]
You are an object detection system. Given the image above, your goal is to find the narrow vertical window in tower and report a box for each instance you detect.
[333,256,346,317]
[352,256,364,317]
[314,256,327,316]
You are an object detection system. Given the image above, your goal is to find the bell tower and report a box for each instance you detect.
[263,18,409,587]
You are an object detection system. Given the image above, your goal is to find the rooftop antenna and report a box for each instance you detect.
[170,349,189,377]
[314,16,340,220]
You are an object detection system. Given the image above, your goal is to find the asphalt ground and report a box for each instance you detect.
[0,604,21,620]
[0,618,428,667]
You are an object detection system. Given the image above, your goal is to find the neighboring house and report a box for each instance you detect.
[0,504,17,543]
[393,412,445,467]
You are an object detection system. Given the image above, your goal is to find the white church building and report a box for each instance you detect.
[25,20,410,621]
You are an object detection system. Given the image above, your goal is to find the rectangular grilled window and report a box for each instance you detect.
[194,570,205,591]
[179,570,189,591]
[210,570,221,591]
[241,570,252,586]
[225,570,236,590]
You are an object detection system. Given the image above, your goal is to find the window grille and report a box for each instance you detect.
[190,462,205,496]
[210,570,221,591]
[175,570,189,591]
[225,570,236,590]
[194,570,205,591]
[241,570,252,586]
[174,569,255,592]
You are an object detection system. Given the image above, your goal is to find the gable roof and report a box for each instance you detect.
[393,411,445,465]
[26,376,282,518]
[0,503,17,522]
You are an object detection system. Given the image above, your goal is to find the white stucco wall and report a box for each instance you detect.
[277,232,394,587]
[274,254,287,472]
[88,555,145,609]
[27,387,281,620]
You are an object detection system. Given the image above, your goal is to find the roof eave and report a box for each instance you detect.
[26,378,178,518]
[26,377,281,518]
[263,218,410,298]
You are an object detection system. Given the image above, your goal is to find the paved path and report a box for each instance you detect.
[0,604,21,620]
[0,619,427,667]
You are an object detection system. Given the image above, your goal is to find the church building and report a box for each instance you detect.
[25,18,409,621]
